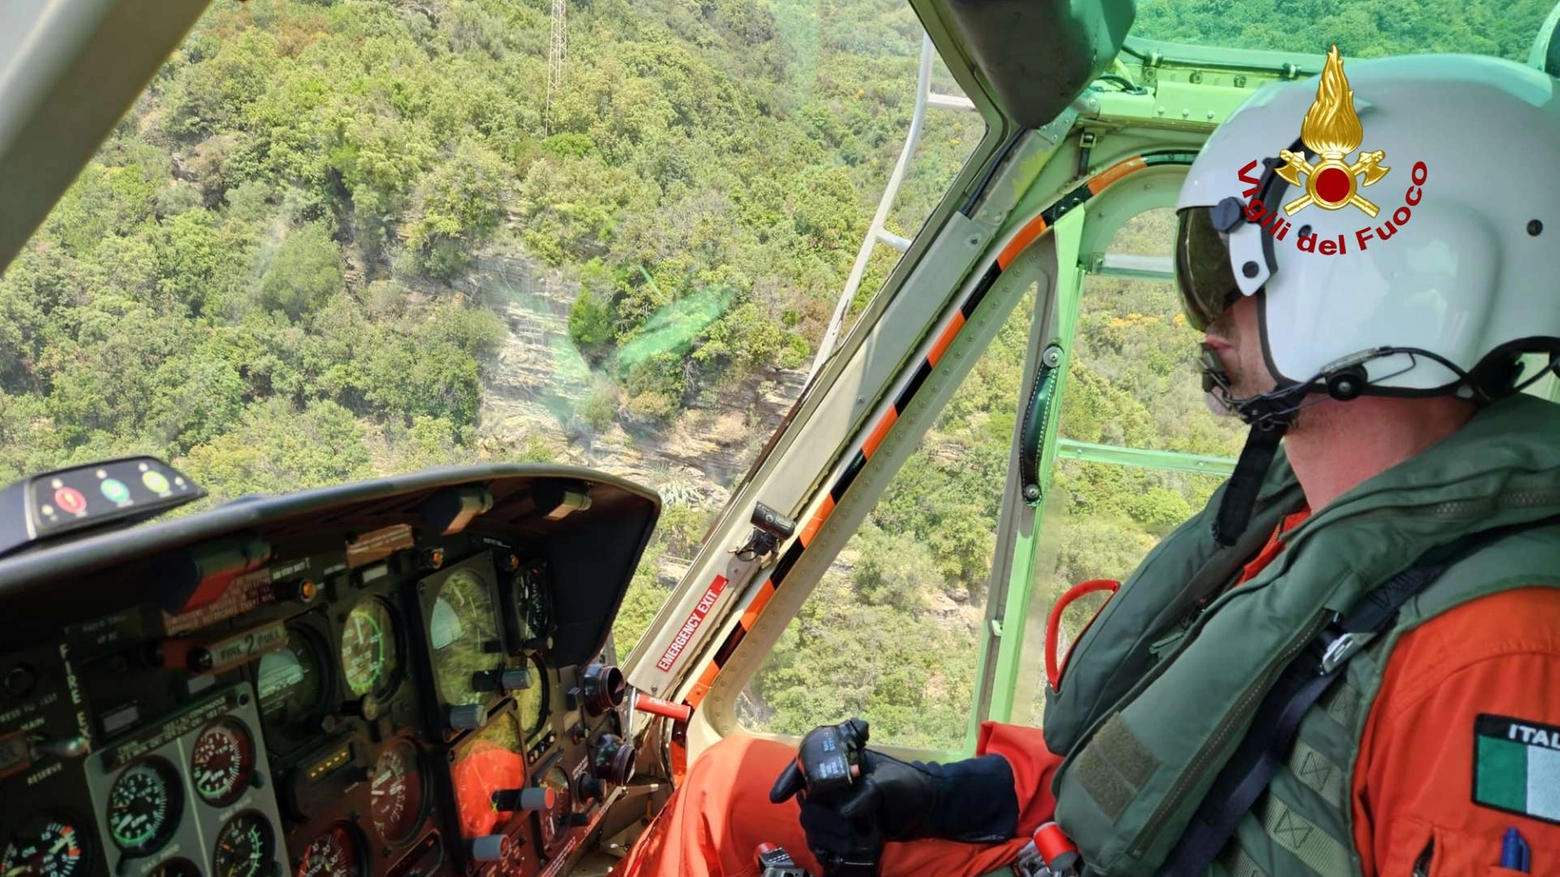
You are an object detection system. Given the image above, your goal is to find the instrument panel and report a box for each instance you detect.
[0,464,660,877]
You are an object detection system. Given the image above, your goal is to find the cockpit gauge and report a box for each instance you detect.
[514,654,549,741]
[341,600,400,699]
[514,570,550,642]
[212,813,274,877]
[369,739,426,845]
[429,570,501,706]
[107,758,182,855]
[0,819,90,877]
[450,714,524,838]
[535,765,573,851]
[258,625,329,732]
[191,718,255,807]
[296,825,364,877]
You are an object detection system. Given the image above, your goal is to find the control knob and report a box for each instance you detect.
[490,787,555,812]
[580,663,625,716]
[448,703,488,730]
[591,733,636,787]
[471,667,533,693]
[343,694,382,721]
[468,835,509,862]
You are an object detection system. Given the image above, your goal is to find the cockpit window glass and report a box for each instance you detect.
[1134,0,1551,60]
[1012,209,1246,722]
[0,0,984,656]
[1062,209,1246,455]
[738,285,1037,750]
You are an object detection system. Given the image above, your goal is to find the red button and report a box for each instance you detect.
[53,487,87,515]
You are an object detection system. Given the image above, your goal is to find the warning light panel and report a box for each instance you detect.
[0,456,206,558]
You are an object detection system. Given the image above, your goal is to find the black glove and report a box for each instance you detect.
[771,747,1020,845]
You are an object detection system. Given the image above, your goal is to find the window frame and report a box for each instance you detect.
[625,54,1329,768]
[969,165,1249,731]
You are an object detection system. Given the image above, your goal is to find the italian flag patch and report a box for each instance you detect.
[1474,714,1560,824]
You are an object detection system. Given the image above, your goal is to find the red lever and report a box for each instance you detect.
[1013,822,1081,876]
[1034,822,1077,863]
[1045,579,1119,691]
[635,692,694,722]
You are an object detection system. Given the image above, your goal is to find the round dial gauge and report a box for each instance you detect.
[191,719,255,806]
[1,820,89,877]
[212,813,274,877]
[536,766,573,850]
[341,600,400,698]
[258,626,329,730]
[451,716,523,838]
[429,570,500,706]
[514,654,549,741]
[515,571,550,641]
[369,740,426,845]
[295,826,362,877]
[107,758,181,854]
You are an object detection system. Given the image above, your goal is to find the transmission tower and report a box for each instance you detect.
[545,0,567,134]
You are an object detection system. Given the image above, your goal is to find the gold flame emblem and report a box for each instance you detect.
[1273,46,1389,216]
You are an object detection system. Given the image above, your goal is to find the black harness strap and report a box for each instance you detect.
[1212,422,1286,546]
[1157,517,1557,877]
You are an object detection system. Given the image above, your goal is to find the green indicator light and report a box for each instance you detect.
[100,478,131,503]
[142,470,170,493]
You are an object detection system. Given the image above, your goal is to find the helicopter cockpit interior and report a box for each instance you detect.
[4,1,1560,877]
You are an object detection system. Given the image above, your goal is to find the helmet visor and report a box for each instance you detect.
[1175,206,1243,331]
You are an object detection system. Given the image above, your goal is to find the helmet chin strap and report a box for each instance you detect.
[1199,346,1310,546]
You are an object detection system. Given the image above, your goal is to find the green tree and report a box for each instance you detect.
[256,223,345,319]
[405,139,509,280]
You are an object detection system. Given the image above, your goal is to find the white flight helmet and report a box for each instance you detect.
[1175,50,1560,409]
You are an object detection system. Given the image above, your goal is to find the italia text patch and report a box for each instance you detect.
[1474,714,1560,825]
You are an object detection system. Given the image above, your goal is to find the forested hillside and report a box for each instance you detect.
[1,0,1552,751]
[0,0,974,490]
[1135,0,1551,58]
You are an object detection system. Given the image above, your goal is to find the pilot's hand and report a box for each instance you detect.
[828,749,939,841]
[769,747,948,842]
[773,747,1019,846]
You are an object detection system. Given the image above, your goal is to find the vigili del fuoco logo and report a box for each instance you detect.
[1237,45,1428,256]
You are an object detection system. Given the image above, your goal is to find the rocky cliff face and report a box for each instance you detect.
[463,253,810,513]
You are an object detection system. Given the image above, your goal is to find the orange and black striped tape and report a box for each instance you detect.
[668,149,1197,737]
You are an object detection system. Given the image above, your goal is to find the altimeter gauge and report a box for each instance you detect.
[369,739,426,845]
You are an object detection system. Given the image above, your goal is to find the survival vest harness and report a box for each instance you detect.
[1040,394,1560,877]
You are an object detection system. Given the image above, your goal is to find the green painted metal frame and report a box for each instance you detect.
[963,68,1251,737]
[1055,440,1236,477]
[970,220,1240,732]
[979,208,1088,730]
